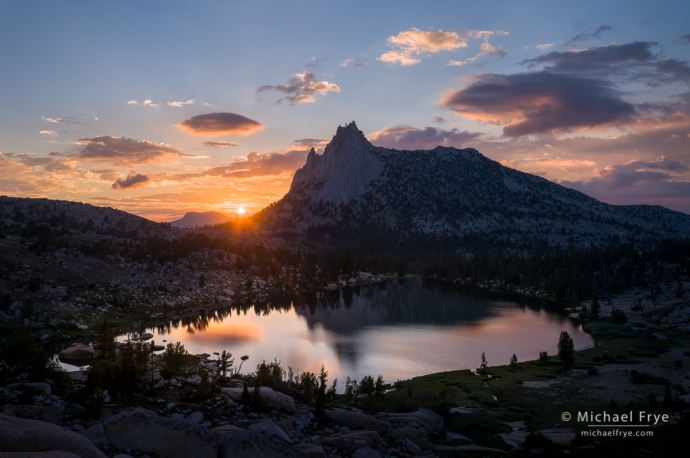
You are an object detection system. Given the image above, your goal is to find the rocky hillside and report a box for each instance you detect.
[257,122,690,254]
[0,196,172,238]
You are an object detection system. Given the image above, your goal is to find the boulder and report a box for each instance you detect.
[322,431,382,454]
[249,419,293,444]
[211,425,246,443]
[324,408,376,429]
[379,409,444,433]
[13,406,42,420]
[40,406,64,425]
[185,375,202,385]
[187,411,204,424]
[351,448,381,458]
[297,443,327,458]
[220,386,296,413]
[79,424,111,446]
[58,343,95,362]
[0,415,106,458]
[4,383,51,396]
[0,453,82,458]
[217,429,306,458]
[103,408,216,458]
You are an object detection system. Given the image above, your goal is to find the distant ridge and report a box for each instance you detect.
[170,211,232,228]
[257,121,690,254]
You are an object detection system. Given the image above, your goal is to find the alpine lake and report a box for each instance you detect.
[99,278,594,385]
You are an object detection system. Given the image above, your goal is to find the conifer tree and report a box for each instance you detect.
[557,331,575,371]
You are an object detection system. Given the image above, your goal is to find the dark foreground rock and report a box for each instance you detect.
[0,415,106,458]
[0,453,82,458]
[220,386,297,412]
[103,408,216,458]
[217,429,307,458]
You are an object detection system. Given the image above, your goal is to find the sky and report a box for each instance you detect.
[1,0,689,220]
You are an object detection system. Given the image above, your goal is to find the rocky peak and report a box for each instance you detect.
[326,121,371,155]
[289,121,384,204]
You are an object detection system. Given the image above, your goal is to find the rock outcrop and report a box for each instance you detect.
[217,429,307,458]
[103,408,216,458]
[220,386,297,413]
[0,415,106,458]
[58,343,95,362]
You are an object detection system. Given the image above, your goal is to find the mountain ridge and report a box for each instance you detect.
[170,211,232,228]
[258,122,690,254]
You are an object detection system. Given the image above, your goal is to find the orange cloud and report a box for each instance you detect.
[379,28,469,65]
[257,71,340,104]
[202,141,240,148]
[177,112,265,136]
[70,136,186,166]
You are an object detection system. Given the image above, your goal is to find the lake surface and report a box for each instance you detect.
[117,279,594,384]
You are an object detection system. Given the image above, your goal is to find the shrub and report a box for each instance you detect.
[510,354,518,371]
[359,375,375,395]
[538,351,549,363]
[160,342,189,378]
[0,295,11,312]
[523,431,554,453]
[587,367,599,375]
[611,308,627,324]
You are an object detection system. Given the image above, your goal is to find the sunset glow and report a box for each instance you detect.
[1,2,688,219]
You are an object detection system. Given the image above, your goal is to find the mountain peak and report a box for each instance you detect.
[326,121,371,157]
[263,121,690,254]
[289,121,383,204]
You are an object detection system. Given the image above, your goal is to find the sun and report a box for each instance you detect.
[237,206,246,215]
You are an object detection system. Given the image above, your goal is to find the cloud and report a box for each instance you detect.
[562,157,690,212]
[654,59,690,84]
[71,136,186,165]
[565,24,613,45]
[257,70,340,104]
[202,141,240,148]
[521,42,690,88]
[378,28,469,65]
[168,99,195,107]
[536,43,556,50]
[205,150,309,179]
[523,42,655,72]
[111,171,151,189]
[340,58,370,67]
[177,112,265,136]
[11,154,72,173]
[681,34,690,45]
[292,138,329,148]
[369,126,482,150]
[448,41,506,66]
[433,116,447,124]
[42,116,79,124]
[128,100,160,107]
[441,71,636,136]
[40,130,63,136]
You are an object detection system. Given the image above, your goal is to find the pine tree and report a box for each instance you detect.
[510,354,518,371]
[590,288,600,320]
[480,352,488,373]
[557,331,575,371]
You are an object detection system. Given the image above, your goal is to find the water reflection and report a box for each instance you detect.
[121,279,594,384]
